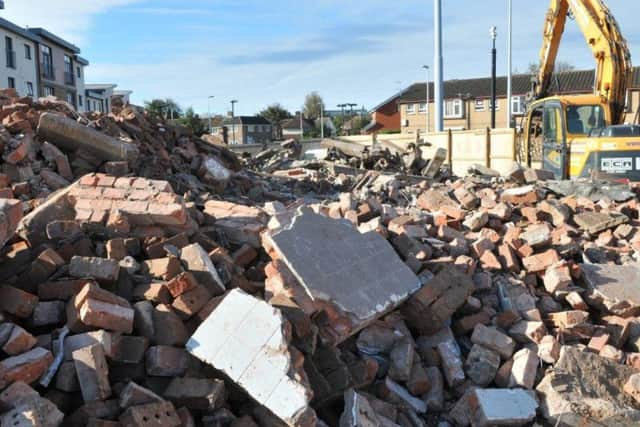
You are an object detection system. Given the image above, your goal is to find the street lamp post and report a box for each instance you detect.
[507,0,513,128]
[319,103,325,139]
[207,95,214,134]
[422,65,430,133]
[490,26,498,129]
[230,100,238,144]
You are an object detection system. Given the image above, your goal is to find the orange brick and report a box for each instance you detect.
[79,174,99,186]
[102,188,127,200]
[96,175,116,187]
[128,189,154,201]
[113,177,135,189]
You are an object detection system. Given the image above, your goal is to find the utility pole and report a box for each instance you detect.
[490,26,497,129]
[422,65,430,133]
[434,0,444,132]
[207,95,214,134]
[506,0,513,128]
[230,99,238,144]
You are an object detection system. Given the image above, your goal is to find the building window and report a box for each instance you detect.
[406,104,415,114]
[248,125,255,132]
[7,77,14,89]
[444,99,463,119]
[66,93,75,106]
[26,82,34,96]
[76,66,81,78]
[24,44,31,60]
[419,103,427,112]
[5,36,15,69]
[41,45,54,79]
[511,96,526,115]
[44,86,54,97]
[474,99,486,111]
[489,99,500,111]
[64,55,74,85]
[78,94,83,107]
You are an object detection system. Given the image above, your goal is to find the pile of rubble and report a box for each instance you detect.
[0,88,640,426]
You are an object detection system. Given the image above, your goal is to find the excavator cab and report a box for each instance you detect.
[525,98,568,179]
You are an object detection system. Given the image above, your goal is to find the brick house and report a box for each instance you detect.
[397,67,640,134]
[363,89,411,134]
[218,116,273,145]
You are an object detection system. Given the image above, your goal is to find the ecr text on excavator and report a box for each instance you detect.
[524,0,639,180]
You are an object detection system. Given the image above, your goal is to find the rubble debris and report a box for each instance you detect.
[537,346,640,425]
[470,388,538,427]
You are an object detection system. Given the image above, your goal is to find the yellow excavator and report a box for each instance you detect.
[524,0,637,180]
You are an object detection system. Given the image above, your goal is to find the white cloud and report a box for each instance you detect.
[2,0,142,45]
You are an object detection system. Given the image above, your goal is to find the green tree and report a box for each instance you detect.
[144,98,182,120]
[303,92,325,120]
[178,107,206,136]
[259,103,292,139]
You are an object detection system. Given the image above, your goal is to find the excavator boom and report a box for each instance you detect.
[534,0,632,124]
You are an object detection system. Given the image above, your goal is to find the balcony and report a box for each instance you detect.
[64,71,74,86]
[41,64,55,81]
[5,50,15,69]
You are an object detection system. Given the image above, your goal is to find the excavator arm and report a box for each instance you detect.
[533,0,632,124]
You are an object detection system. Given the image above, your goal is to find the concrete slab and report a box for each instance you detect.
[574,211,628,234]
[265,207,420,344]
[581,263,640,316]
[186,289,316,427]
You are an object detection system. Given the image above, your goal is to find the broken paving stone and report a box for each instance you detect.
[581,263,640,316]
[265,207,420,344]
[187,289,316,426]
[574,211,628,234]
[470,388,538,427]
[537,345,640,426]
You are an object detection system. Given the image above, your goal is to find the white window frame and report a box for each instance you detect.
[406,103,415,114]
[474,99,486,111]
[444,99,463,119]
[511,95,525,115]
[44,86,54,97]
[489,99,500,111]
[418,103,427,113]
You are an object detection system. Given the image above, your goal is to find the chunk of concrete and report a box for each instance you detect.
[581,263,640,316]
[180,243,225,296]
[265,207,420,344]
[574,211,628,234]
[186,289,316,427]
[537,345,640,426]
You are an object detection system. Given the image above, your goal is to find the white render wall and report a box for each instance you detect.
[0,28,38,99]
[76,64,86,112]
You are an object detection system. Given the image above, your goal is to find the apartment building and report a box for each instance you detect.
[85,84,117,113]
[0,17,39,98]
[27,28,86,109]
[397,68,640,134]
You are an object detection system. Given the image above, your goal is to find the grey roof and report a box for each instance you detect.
[28,27,80,53]
[223,116,272,126]
[85,84,117,91]
[395,68,634,103]
[0,17,42,43]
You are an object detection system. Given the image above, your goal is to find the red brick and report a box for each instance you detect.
[166,272,198,298]
[522,249,560,273]
[1,347,53,385]
[148,203,187,226]
[0,285,38,318]
[2,325,36,356]
[498,244,520,273]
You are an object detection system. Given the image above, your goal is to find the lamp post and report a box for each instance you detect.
[230,100,238,144]
[318,103,325,139]
[207,95,214,134]
[490,26,497,129]
[422,65,430,133]
[507,0,513,128]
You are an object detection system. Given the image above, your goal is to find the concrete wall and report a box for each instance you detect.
[75,64,86,112]
[0,28,38,98]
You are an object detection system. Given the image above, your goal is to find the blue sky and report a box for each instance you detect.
[3,0,640,116]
